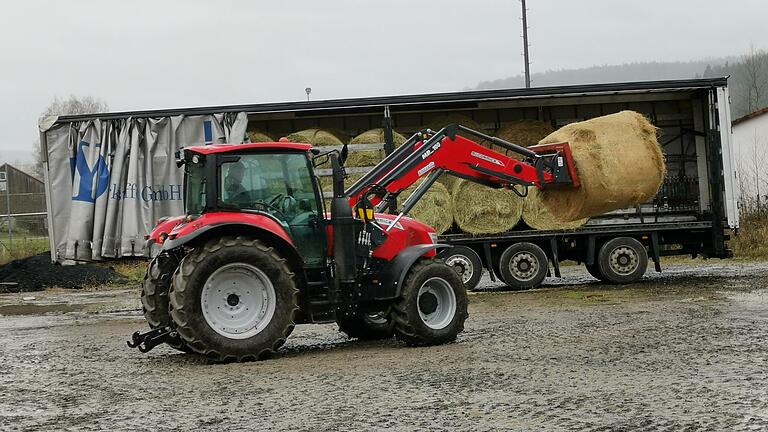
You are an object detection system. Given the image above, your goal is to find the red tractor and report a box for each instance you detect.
[128,124,578,361]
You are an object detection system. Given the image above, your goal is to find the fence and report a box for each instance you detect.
[0,191,49,264]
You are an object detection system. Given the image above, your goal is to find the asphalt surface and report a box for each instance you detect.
[1,261,767,431]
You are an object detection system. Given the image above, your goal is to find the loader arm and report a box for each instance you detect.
[345,124,579,223]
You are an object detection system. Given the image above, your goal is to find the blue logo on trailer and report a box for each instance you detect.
[70,140,110,203]
[204,120,213,145]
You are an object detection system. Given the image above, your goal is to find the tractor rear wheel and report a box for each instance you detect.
[169,236,299,362]
[337,311,395,340]
[141,253,189,352]
[393,259,468,347]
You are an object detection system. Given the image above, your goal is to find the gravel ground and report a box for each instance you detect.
[1,261,767,431]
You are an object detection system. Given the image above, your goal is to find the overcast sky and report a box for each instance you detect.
[1,0,766,164]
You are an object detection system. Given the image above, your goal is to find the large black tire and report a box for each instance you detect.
[585,262,608,282]
[141,253,189,352]
[337,311,395,340]
[597,237,648,284]
[393,259,468,347]
[497,242,548,290]
[169,236,299,362]
[441,246,484,291]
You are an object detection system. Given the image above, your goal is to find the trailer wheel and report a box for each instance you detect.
[169,236,299,362]
[141,253,189,352]
[337,311,395,340]
[497,242,548,290]
[393,259,468,347]
[441,246,483,291]
[584,263,608,282]
[597,237,648,284]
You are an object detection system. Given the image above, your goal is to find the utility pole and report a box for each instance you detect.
[521,0,531,88]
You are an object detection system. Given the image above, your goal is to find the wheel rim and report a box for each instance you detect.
[417,277,457,330]
[446,254,474,284]
[201,263,276,340]
[508,251,538,282]
[608,246,639,275]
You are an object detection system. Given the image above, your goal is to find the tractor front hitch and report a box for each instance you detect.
[126,327,180,353]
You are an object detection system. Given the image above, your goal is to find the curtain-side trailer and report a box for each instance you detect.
[42,78,738,290]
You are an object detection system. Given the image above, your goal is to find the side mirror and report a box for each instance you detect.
[175,150,185,167]
[312,152,331,168]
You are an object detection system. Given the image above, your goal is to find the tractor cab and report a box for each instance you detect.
[177,142,327,267]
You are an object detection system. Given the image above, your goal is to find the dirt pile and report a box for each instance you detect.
[0,253,128,292]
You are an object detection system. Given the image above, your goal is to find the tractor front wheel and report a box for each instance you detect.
[393,259,468,347]
[169,236,299,362]
[141,253,189,352]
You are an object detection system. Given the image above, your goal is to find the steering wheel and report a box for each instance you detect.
[230,190,290,219]
[268,193,298,215]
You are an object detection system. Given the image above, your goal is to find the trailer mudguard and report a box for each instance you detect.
[373,244,451,301]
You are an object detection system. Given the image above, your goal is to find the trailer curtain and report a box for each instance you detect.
[42,113,249,261]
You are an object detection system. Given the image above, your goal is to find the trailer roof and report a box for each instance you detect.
[53,77,729,123]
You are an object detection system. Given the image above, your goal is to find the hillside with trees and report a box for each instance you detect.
[475,47,768,119]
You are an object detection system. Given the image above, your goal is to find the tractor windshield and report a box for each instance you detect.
[219,152,320,223]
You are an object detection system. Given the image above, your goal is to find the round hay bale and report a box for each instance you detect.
[495,120,554,159]
[522,187,588,230]
[346,128,407,167]
[318,174,364,195]
[402,182,453,234]
[247,130,274,143]
[287,128,344,146]
[436,173,460,191]
[428,114,483,132]
[451,180,523,234]
[427,114,493,149]
[538,111,665,222]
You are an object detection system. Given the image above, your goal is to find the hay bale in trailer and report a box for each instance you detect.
[402,182,453,234]
[346,128,407,168]
[451,180,523,234]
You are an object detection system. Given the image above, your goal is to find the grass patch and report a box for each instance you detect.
[101,258,148,284]
[0,237,50,265]
[731,213,768,259]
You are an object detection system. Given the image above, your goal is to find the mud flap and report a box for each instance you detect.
[368,244,451,301]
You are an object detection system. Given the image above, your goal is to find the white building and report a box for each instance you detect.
[732,107,768,208]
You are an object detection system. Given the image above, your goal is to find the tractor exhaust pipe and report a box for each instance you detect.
[329,154,356,283]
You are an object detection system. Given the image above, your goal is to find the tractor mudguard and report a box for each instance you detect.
[373,244,451,301]
[160,212,294,252]
[161,224,220,251]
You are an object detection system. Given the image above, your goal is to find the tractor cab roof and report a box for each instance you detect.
[185,141,312,155]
